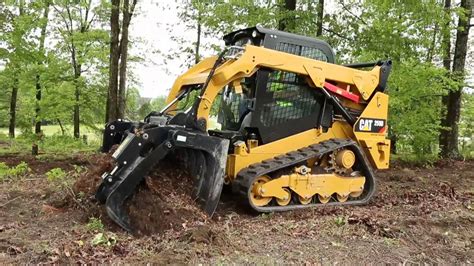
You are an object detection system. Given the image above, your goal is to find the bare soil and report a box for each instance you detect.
[0,154,473,264]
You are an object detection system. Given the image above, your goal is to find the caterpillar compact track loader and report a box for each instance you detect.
[97,26,392,232]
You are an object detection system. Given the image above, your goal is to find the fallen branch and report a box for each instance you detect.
[66,186,87,211]
[0,196,21,208]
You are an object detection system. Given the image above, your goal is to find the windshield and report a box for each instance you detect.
[208,82,252,131]
[159,87,200,116]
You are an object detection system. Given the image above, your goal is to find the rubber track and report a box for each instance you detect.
[234,138,377,212]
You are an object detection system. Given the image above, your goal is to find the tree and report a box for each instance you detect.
[1,0,40,138]
[117,0,137,119]
[316,0,324,36]
[53,0,109,138]
[174,1,210,69]
[106,0,120,123]
[7,1,25,138]
[278,0,297,31]
[440,0,472,158]
[439,0,452,156]
[107,0,138,123]
[34,1,51,152]
[9,75,19,138]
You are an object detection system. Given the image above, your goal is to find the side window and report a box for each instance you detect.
[176,89,200,111]
[212,85,250,131]
[301,46,328,61]
[275,42,328,62]
[258,42,327,127]
[260,70,320,127]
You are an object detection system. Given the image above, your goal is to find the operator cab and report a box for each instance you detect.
[223,26,335,63]
[210,26,336,145]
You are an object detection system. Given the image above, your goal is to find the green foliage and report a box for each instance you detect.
[125,88,168,121]
[323,1,464,160]
[46,167,67,184]
[388,62,458,157]
[86,217,105,232]
[334,216,346,227]
[91,232,117,247]
[73,164,86,174]
[0,130,100,155]
[460,92,474,157]
[0,161,30,181]
[0,0,109,142]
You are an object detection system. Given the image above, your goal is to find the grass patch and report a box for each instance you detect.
[0,124,101,142]
[87,217,105,232]
[0,128,101,155]
[0,161,31,182]
[46,168,67,183]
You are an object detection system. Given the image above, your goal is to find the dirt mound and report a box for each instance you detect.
[127,158,208,236]
[72,154,208,236]
[73,154,114,196]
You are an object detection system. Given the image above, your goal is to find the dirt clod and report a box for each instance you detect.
[179,226,227,245]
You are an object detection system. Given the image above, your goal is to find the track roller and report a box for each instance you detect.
[318,194,331,204]
[276,188,291,206]
[298,195,312,205]
[337,194,349,202]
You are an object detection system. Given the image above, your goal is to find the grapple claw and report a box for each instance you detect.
[96,125,229,232]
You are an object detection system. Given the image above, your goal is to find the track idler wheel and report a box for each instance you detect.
[249,176,272,207]
[350,190,363,198]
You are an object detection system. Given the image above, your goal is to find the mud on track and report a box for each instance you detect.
[1,153,473,264]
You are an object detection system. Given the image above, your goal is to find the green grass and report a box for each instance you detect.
[0,124,103,155]
[0,124,101,142]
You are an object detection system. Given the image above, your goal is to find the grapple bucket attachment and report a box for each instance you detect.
[96,125,229,232]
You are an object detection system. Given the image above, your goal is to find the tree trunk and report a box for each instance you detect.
[117,0,136,119]
[8,1,25,139]
[107,0,121,122]
[34,2,50,147]
[195,12,201,64]
[439,0,452,153]
[316,0,324,36]
[35,3,50,133]
[70,33,81,138]
[57,119,65,135]
[426,22,438,63]
[105,90,110,124]
[73,64,81,139]
[440,0,471,159]
[9,78,18,138]
[278,0,297,31]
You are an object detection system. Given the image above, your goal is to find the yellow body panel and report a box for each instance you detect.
[257,173,365,200]
[353,92,391,169]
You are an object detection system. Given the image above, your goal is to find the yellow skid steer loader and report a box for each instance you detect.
[97,26,392,232]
